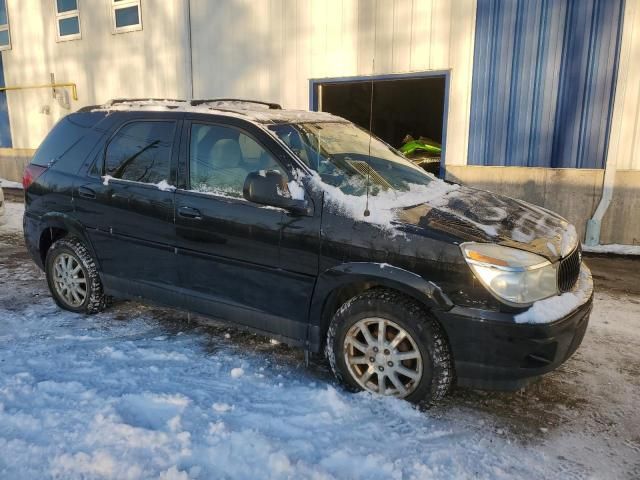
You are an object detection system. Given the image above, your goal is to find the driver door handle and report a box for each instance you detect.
[178,206,202,220]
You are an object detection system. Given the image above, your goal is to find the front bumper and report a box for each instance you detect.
[435,265,594,390]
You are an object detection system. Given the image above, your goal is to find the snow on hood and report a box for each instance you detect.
[395,185,577,261]
[312,173,577,261]
[309,173,460,229]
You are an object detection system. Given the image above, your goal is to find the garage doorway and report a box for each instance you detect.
[310,72,448,177]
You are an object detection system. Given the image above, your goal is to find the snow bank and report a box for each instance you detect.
[582,243,640,256]
[0,177,23,189]
[0,201,24,232]
[515,265,593,324]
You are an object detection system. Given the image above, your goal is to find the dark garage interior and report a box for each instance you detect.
[315,75,446,174]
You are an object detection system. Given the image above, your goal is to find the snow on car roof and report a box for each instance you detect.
[90,99,347,125]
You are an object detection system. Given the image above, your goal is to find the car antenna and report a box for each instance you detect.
[364,59,375,218]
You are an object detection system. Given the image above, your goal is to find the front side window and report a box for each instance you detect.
[55,0,81,41]
[0,0,11,50]
[189,123,283,198]
[270,121,434,197]
[111,0,142,34]
[105,121,175,184]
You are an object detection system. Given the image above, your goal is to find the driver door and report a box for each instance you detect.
[173,120,309,340]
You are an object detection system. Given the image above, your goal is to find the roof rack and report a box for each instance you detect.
[190,98,282,110]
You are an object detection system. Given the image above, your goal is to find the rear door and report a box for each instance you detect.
[79,115,182,298]
[173,118,315,341]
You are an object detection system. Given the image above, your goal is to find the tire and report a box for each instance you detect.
[45,237,108,314]
[325,288,453,405]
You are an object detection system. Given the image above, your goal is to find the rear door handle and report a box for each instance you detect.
[178,206,202,220]
[78,186,96,199]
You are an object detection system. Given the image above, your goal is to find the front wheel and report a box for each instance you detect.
[326,289,454,405]
[45,237,108,314]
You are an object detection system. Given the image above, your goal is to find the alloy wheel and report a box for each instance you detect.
[52,252,87,308]
[343,317,423,398]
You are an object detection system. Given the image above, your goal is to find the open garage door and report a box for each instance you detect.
[311,73,447,176]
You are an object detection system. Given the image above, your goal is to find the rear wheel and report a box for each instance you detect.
[45,237,107,314]
[326,289,453,405]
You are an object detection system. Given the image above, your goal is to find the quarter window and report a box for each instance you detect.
[105,121,176,185]
[0,0,11,50]
[189,123,283,198]
[111,0,142,34]
[55,0,81,41]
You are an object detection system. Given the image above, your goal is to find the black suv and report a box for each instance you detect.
[23,99,593,404]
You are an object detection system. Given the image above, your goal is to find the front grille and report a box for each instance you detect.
[558,246,581,292]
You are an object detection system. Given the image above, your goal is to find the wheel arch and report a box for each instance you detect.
[38,213,98,267]
[308,262,453,352]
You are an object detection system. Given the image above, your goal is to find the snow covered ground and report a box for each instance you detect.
[582,243,640,256]
[1,202,639,479]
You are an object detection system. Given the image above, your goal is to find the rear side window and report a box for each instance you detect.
[105,121,176,184]
[31,112,105,168]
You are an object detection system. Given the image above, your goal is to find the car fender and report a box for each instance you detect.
[307,262,453,351]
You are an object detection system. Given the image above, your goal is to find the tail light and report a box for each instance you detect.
[23,164,48,190]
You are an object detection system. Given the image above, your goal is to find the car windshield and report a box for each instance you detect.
[269,122,436,196]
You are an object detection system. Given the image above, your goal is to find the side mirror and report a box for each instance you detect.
[243,170,312,216]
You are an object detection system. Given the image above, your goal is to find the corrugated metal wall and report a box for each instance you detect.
[468,0,624,168]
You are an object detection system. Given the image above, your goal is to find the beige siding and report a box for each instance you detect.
[189,0,477,166]
[2,0,189,149]
[2,0,477,162]
[607,0,640,170]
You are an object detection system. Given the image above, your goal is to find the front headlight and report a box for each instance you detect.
[460,243,558,306]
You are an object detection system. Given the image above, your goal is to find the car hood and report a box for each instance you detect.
[395,185,577,262]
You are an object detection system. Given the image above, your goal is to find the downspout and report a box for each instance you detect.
[585,157,617,246]
[585,0,632,246]
[184,0,194,100]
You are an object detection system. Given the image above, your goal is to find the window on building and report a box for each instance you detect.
[111,0,142,34]
[0,0,11,50]
[55,0,81,41]
[105,121,176,184]
[189,123,283,197]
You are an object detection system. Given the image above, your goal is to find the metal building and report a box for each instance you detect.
[0,0,638,245]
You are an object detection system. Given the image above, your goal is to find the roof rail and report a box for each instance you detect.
[105,98,186,106]
[76,104,102,113]
[190,98,282,109]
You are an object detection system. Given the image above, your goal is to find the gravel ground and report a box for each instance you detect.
[1,201,639,479]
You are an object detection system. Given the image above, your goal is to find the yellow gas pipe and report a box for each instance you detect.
[0,82,77,100]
